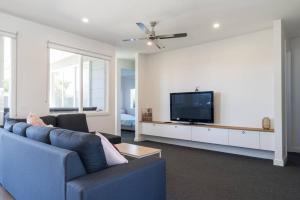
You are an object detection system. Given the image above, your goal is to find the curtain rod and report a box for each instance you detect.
[47,41,112,59]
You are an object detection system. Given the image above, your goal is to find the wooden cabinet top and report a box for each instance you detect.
[140,121,274,133]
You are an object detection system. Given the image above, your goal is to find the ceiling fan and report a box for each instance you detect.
[123,21,188,49]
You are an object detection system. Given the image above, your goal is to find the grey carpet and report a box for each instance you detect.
[136,141,300,200]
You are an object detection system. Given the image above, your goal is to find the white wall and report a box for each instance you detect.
[290,37,300,153]
[0,12,116,134]
[139,29,274,128]
[135,53,148,141]
[273,20,288,166]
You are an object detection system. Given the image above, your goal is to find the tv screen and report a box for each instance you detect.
[170,91,214,123]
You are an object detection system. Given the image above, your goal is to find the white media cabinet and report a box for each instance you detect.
[140,121,275,159]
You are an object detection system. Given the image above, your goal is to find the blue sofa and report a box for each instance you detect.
[0,119,166,200]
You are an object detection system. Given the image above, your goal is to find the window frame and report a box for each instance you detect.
[47,43,111,116]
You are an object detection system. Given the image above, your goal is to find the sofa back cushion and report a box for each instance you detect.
[50,129,107,173]
[26,126,56,144]
[4,118,26,132]
[56,114,89,132]
[12,122,31,137]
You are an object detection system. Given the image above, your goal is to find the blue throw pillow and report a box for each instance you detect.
[50,129,107,173]
[26,126,56,144]
[12,122,31,137]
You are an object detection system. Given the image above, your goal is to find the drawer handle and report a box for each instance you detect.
[174,126,178,128]
[242,131,246,134]
[208,128,210,131]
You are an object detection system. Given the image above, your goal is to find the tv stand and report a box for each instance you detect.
[140,120,275,160]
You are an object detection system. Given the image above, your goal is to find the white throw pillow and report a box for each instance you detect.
[96,132,128,166]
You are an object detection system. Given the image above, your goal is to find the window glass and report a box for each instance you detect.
[49,49,109,113]
[82,56,108,112]
[130,88,135,109]
[49,49,80,110]
[0,36,14,124]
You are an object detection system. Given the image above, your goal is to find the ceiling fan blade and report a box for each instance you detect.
[136,22,151,34]
[122,38,147,42]
[156,33,187,40]
[153,40,165,49]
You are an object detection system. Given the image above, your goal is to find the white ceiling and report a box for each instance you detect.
[1,0,300,55]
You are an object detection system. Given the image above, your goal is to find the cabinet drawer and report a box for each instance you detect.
[142,123,191,140]
[192,127,229,145]
[228,130,260,149]
[260,132,275,151]
[162,124,191,140]
[142,123,160,136]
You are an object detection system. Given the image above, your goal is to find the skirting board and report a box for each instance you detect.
[288,146,300,153]
[141,135,275,160]
[273,158,287,167]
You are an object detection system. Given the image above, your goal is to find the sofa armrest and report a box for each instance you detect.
[67,157,166,200]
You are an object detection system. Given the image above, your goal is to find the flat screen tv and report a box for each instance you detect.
[170,91,214,123]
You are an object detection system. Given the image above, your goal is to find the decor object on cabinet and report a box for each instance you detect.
[142,108,153,121]
[262,117,271,130]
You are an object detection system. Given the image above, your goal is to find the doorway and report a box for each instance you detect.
[116,58,136,143]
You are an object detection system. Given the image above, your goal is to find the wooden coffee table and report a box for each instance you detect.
[115,143,162,159]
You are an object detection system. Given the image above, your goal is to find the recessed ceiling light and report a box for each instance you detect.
[82,18,89,23]
[213,23,220,29]
[147,41,153,46]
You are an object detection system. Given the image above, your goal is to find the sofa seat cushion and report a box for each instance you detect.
[56,114,89,132]
[12,122,31,137]
[26,126,56,144]
[50,129,107,173]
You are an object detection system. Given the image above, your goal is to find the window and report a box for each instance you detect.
[82,56,107,112]
[0,34,16,125]
[130,88,135,109]
[49,48,109,113]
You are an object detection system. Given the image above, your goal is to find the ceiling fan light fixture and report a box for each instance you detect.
[123,21,188,49]
[147,41,153,46]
